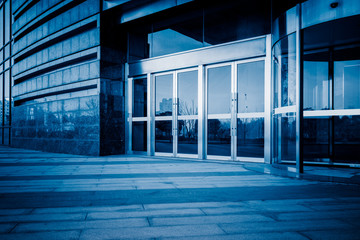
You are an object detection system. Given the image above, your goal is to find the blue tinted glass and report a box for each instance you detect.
[303,61,329,110]
[155,74,172,116]
[132,121,147,152]
[207,119,231,156]
[178,119,197,154]
[178,70,198,115]
[155,120,172,153]
[334,60,360,110]
[133,78,147,117]
[207,65,231,114]
[237,61,264,113]
[237,118,264,158]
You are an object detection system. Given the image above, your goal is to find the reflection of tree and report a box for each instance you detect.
[179,99,197,115]
[208,120,230,143]
[156,121,172,142]
[178,120,197,143]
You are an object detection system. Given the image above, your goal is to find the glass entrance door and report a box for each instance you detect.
[154,68,199,157]
[206,63,232,159]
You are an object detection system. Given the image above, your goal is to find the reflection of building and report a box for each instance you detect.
[159,98,172,115]
[1,1,360,172]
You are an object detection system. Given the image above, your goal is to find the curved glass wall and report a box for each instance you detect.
[272,33,297,164]
[272,0,360,168]
[303,14,360,164]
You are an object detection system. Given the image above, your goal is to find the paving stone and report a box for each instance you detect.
[301,229,360,240]
[151,214,274,226]
[87,208,204,220]
[0,230,80,240]
[277,209,360,221]
[0,213,86,223]
[144,202,244,210]
[0,224,16,233]
[0,209,33,215]
[13,218,149,232]
[219,219,353,234]
[33,205,143,214]
[161,232,309,240]
[79,224,224,240]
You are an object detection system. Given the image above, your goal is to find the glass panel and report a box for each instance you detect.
[273,113,296,163]
[133,78,147,117]
[273,33,296,107]
[178,70,198,115]
[4,71,9,126]
[334,60,360,109]
[237,118,264,158]
[303,61,329,110]
[0,74,2,126]
[207,119,231,156]
[0,128,2,144]
[3,128,9,145]
[4,45,10,59]
[4,1,10,43]
[0,7,3,47]
[178,119,197,154]
[155,74,172,116]
[303,117,330,161]
[207,65,231,114]
[334,115,360,164]
[132,121,147,152]
[149,11,203,57]
[155,120,172,153]
[237,61,264,113]
[204,1,270,45]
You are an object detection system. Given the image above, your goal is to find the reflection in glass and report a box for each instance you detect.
[207,66,231,114]
[237,61,264,113]
[273,33,296,108]
[273,113,296,163]
[208,119,231,156]
[178,120,198,154]
[133,78,147,117]
[4,71,10,126]
[303,117,330,161]
[155,74,173,116]
[155,121,172,153]
[334,60,360,109]
[237,118,264,158]
[132,121,147,152]
[178,70,198,115]
[148,11,203,57]
[334,115,360,163]
[4,128,9,145]
[303,61,329,110]
[0,74,3,125]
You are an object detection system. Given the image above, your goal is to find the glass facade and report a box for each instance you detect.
[0,0,11,145]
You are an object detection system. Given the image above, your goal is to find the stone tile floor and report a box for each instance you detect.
[0,146,359,239]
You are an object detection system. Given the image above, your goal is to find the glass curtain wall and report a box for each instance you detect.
[0,0,12,145]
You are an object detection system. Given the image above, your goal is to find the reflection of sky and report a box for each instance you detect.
[178,70,198,115]
[149,29,203,57]
[237,61,264,113]
[155,74,172,114]
[208,66,231,114]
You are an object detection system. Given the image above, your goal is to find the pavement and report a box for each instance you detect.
[0,146,360,240]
